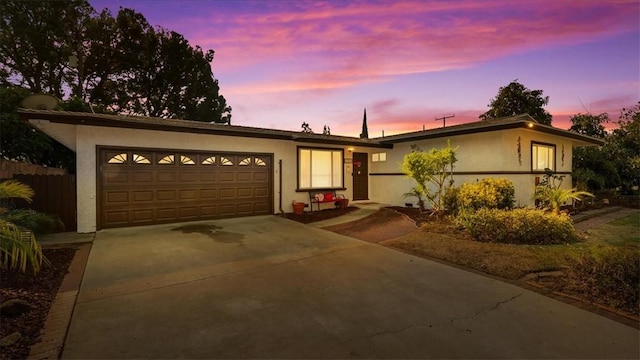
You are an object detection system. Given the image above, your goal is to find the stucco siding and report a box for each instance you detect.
[70,125,358,232]
[370,127,576,208]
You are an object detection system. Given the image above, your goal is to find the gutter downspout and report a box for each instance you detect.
[279,159,284,216]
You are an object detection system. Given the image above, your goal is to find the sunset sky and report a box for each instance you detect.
[88,0,639,137]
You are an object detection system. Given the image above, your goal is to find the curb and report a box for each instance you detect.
[27,243,91,360]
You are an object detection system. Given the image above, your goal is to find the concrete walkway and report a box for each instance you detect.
[61,215,639,359]
[573,207,639,232]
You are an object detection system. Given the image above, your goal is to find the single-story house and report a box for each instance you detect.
[19,109,603,233]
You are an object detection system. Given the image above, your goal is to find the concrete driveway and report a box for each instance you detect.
[63,216,639,359]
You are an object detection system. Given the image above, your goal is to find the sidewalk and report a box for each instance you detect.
[572,206,639,232]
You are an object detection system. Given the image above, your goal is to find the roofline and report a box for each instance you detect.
[18,109,393,149]
[377,117,604,146]
[18,109,603,148]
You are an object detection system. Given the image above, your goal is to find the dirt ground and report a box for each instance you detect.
[0,247,76,360]
[321,207,418,243]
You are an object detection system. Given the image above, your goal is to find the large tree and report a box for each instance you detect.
[480,80,552,125]
[0,0,231,123]
[569,104,640,192]
[0,86,75,170]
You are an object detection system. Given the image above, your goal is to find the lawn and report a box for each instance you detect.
[583,212,639,246]
[384,210,640,317]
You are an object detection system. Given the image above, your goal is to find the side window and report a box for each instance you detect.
[532,143,555,171]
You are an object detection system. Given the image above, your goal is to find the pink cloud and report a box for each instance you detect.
[189,0,638,95]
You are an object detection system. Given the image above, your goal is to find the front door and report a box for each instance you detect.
[352,152,368,201]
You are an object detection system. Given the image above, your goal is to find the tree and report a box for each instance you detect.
[0,180,48,274]
[0,1,231,123]
[480,80,552,125]
[0,0,93,98]
[569,112,616,192]
[569,113,609,138]
[606,102,640,190]
[0,86,75,170]
[401,141,457,214]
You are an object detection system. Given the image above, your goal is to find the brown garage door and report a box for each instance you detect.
[98,147,272,229]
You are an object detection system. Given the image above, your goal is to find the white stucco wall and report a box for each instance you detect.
[370,128,576,208]
[39,123,372,233]
[33,119,583,232]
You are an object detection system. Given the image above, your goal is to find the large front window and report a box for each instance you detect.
[532,143,555,171]
[298,148,343,189]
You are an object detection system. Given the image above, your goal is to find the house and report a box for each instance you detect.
[18,110,603,233]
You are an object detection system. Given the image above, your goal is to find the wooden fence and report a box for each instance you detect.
[12,174,77,232]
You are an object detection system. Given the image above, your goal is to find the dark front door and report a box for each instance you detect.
[352,152,368,201]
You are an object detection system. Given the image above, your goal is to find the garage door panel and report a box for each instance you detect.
[157,172,176,182]
[103,171,128,184]
[99,148,272,229]
[200,205,218,216]
[219,188,236,199]
[201,189,218,199]
[219,172,235,182]
[179,189,197,200]
[237,203,254,215]
[130,190,151,202]
[179,207,199,219]
[132,171,153,183]
[157,190,177,201]
[104,210,128,225]
[254,203,269,213]
[156,208,177,221]
[105,191,128,204]
[200,172,217,182]
[132,209,154,222]
[179,172,198,182]
[254,187,269,197]
[254,172,269,182]
[218,204,236,216]
[237,188,252,198]
[237,172,252,182]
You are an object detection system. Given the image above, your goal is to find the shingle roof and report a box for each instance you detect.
[18,109,604,148]
[17,109,392,148]
[376,114,604,146]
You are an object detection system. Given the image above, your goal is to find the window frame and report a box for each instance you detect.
[296,146,345,190]
[531,141,556,172]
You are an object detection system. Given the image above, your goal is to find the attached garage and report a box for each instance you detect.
[98,147,272,229]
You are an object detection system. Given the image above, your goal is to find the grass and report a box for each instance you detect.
[583,212,639,246]
[384,211,639,281]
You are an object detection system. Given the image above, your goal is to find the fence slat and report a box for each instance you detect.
[12,174,77,232]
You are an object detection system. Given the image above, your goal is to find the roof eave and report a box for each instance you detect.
[18,109,391,148]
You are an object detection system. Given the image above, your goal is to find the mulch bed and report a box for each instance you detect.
[0,247,77,360]
[284,206,358,224]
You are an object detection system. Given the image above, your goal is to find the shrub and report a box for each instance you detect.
[457,208,578,245]
[443,186,460,215]
[565,247,639,315]
[457,178,515,212]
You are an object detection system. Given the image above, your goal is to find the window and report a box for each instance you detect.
[372,152,387,162]
[532,143,555,171]
[298,148,343,189]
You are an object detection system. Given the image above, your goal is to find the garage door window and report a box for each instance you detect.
[298,147,343,189]
[159,155,175,164]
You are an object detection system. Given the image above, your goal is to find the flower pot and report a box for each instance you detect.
[339,199,349,209]
[292,201,305,215]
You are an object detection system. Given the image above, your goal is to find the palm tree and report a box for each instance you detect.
[0,180,47,273]
[534,186,594,215]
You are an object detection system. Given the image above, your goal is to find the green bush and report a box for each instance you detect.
[457,178,515,211]
[565,247,639,315]
[443,186,460,215]
[457,208,578,245]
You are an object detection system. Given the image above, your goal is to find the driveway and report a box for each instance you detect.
[63,216,639,359]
